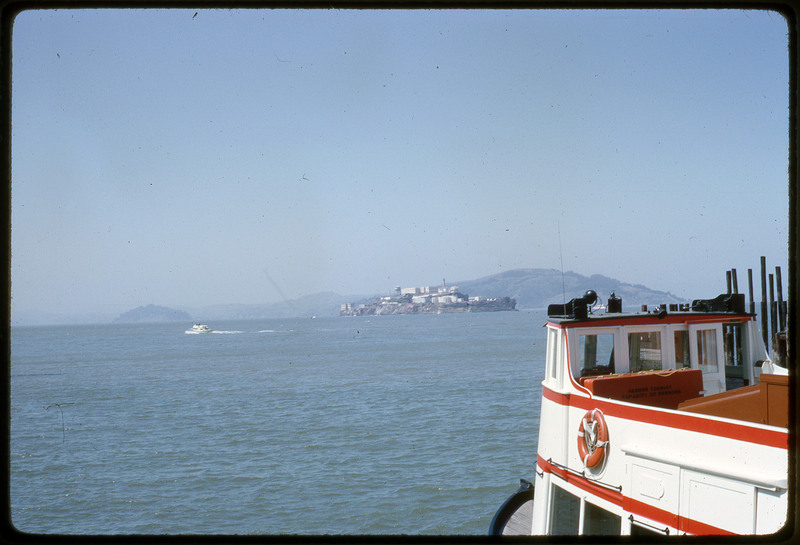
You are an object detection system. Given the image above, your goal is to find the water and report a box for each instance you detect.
[10,310,547,535]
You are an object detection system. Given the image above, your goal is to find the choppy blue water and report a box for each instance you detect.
[10,310,547,535]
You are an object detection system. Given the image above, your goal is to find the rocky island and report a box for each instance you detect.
[340,283,516,316]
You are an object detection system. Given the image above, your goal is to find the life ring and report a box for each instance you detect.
[577,408,608,468]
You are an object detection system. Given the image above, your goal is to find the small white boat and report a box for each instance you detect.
[185,323,211,334]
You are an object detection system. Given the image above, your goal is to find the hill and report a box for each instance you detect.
[113,304,191,323]
[110,269,686,324]
[190,292,348,320]
[452,268,683,310]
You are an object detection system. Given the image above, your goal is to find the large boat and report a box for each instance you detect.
[490,290,789,536]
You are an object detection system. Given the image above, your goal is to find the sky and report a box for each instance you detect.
[10,8,791,322]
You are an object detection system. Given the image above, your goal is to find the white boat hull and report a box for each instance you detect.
[532,389,788,535]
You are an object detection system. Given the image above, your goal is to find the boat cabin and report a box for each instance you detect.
[545,291,769,402]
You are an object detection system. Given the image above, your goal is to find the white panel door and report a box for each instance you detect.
[680,469,755,534]
[689,323,725,395]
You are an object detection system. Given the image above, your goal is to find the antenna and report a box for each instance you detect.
[558,220,566,304]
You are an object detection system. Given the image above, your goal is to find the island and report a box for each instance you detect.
[340,283,516,316]
[113,304,191,323]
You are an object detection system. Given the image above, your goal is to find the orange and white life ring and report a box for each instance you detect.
[577,408,608,468]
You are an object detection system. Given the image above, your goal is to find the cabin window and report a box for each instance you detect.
[549,484,580,534]
[582,501,621,535]
[723,323,743,366]
[723,323,746,388]
[629,331,663,372]
[579,333,615,377]
[674,330,690,368]
[696,328,720,374]
[547,328,559,381]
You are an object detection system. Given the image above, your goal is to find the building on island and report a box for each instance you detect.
[340,282,516,316]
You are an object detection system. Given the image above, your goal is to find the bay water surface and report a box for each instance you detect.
[10,309,547,535]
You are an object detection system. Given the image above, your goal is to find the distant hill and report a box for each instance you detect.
[190,292,348,320]
[452,268,683,310]
[191,269,685,320]
[113,304,191,323]
[103,269,687,325]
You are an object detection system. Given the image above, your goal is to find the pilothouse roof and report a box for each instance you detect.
[546,291,752,326]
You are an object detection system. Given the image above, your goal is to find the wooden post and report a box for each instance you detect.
[782,301,788,325]
[732,269,738,294]
[776,267,786,332]
[769,273,777,353]
[761,257,768,349]
[748,269,755,315]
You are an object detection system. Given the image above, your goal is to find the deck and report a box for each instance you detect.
[501,500,533,535]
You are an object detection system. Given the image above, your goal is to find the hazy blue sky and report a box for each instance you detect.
[11,8,790,320]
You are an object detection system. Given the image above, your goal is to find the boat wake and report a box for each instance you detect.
[211,330,242,335]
